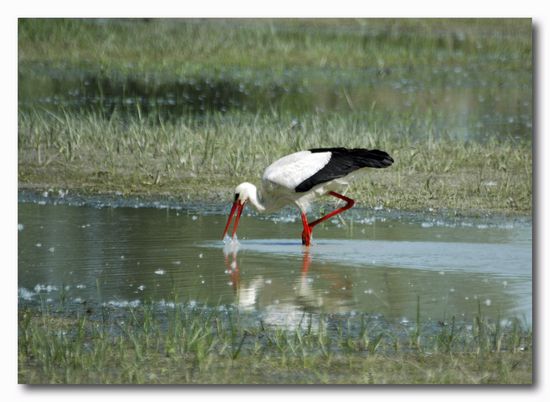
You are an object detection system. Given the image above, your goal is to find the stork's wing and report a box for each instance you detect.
[262,150,332,191]
[294,148,394,193]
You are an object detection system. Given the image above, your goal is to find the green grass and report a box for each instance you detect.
[18,109,532,214]
[18,300,532,384]
[17,19,532,214]
[18,18,531,75]
[18,19,532,118]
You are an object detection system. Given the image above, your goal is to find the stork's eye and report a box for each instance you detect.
[234,193,240,202]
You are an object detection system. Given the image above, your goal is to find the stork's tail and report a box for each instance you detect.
[356,149,394,168]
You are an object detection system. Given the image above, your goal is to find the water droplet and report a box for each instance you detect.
[18,288,35,300]
[34,284,58,293]
[500,319,510,327]
[154,269,165,275]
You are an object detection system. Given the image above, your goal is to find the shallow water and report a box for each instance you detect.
[18,64,531,141]
[18,202,532,327]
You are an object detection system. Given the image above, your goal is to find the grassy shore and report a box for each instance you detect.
[18,110,531,214]
[18,300,532,384]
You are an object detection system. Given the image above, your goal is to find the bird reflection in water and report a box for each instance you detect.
[222,242,312,295]
[223,240,241,291]
[221,244,358,327]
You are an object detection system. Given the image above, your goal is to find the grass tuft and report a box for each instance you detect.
[18,110,531,213]
[18,301,532,384]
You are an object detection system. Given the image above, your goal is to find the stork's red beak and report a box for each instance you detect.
[222,200,245,240]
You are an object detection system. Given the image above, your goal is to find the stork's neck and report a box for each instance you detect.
[246,184,266,213]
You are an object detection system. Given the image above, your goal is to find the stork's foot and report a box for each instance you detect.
[301,227,312,247]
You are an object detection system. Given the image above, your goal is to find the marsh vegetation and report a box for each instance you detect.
[18,18,533,384]
[19,297,532,384]
[18,18,532,213]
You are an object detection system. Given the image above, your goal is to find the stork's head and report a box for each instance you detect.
[222,182,255,240]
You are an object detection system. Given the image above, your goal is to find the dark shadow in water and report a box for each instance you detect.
[18,68,310,118]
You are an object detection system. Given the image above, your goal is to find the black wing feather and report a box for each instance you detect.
[295,148,394,193]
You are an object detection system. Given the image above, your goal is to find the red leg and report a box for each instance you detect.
[309,191,355,228]
[300,192,355,246]
[301,211,312,246]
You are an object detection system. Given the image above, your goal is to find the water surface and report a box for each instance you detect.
[18,202,532,327]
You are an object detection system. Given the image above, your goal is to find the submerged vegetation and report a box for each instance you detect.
[18,299,532,384]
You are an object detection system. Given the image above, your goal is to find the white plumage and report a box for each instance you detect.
[262,150,331,191]
[260,150,335,212]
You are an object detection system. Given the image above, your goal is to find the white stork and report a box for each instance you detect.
[222,147,394,246]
